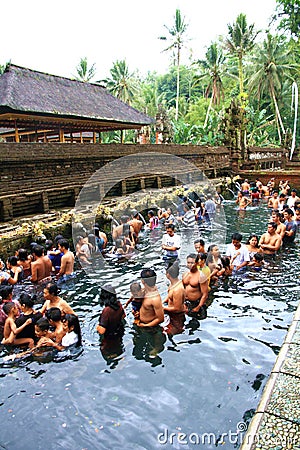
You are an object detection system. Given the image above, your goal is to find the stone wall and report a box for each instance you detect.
[0,143,231,222]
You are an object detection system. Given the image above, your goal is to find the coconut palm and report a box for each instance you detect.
[101,60,138,105]
[195,42,226,127]
[75,57,96,82]
[159,9,189,120]
[248,33,297,143]
[226,13,259,95]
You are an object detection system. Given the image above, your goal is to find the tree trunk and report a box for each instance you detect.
[175,47,180,121]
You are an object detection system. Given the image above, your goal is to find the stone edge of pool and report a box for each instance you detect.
[240,301,300,449]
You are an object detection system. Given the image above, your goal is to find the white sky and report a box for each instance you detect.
[1,0,276,80]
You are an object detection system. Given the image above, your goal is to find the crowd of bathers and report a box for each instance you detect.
[0,177,299,359]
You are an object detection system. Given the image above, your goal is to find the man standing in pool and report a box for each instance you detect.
[226,233,250,272]
[259,222,282,255]
[137,268,164,328]
[161,224,181,265]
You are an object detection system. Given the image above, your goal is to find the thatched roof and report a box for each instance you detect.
[0,64,153,133]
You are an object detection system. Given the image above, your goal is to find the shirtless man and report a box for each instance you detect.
[236,192,251,210]
[31,245,52,283]
[268,191,279,209]
[137,268,164,328]
[241,179,250,196]
[129,210,143,241]
[164,261,186,335]
[112,215,135,242]
[57,239,75,281]
[259,222,282,255]
[164,262,185,314]
[271,210,286,239]
[194,239,205,254]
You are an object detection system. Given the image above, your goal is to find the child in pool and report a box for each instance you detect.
[45,307,66,343]
[248,252,264,271]
[124,281,144,320]
[61,314,82,347]
[1,302,34,347]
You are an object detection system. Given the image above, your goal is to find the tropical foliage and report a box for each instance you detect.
[69,7,299,151]
[74,57,96,82]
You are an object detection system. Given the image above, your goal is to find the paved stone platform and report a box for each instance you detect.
[241,304,300,449]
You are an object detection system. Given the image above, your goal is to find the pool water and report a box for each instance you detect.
[0,202,299,450]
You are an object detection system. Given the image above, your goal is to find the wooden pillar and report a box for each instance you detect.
[98,132,102,143]
[80,132,83,143]
[140,177,145,190]
[14,121,20,143]
[121,180,127,195]
[59,127,65,143]
[41,192,49,212]
[157,176,162,189]
[93,131,96,143]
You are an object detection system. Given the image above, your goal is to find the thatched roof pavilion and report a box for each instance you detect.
[0,64,153,142]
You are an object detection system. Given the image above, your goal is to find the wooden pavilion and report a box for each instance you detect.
[0,64,153,143]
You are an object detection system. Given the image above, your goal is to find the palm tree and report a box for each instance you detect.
[248,33,297,143]
[196,42,226,127]
[75,57,96,82]
[226,13,259,95]
[101,60,137,105]
[159,9,189,120]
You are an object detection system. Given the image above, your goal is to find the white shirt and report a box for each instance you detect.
[162,233,181,258]
[62,331,78,347]
[226,243,250,267]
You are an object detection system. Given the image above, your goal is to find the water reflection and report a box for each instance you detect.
[132,325,166,367]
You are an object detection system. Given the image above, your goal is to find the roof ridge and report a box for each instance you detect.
[6,63,106,88]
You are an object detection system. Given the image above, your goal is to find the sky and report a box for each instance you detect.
[1,0,277,80]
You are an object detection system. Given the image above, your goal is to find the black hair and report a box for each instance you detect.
[46,282,59,296]
[166,261,180,278]
[45,240,54,251]
[190,253,207,273]
[46,307,62,322]
[194,238,205,246]
[17,249,29,262]
[268,222,277,230]
[36,317,50,331]
[64,314,82,347]
[7,256,18,266]
[58,239,69,250]
[231,232,243,242]
[187,253,197,260]
[19,292,36,308]
[54,235,64,245]
[253,253,264,262]
[166,223,175,231]
[141,268,157,287]
[206,244,219,263]
[32,245,44,257]
[99,284,119,310]
[0,285,13,301]
[284,208,294,216]
[3,302,15,315]
[245,235,259,246]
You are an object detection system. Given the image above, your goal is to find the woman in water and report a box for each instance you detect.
[40,282,76,316]
[245,235,261,260]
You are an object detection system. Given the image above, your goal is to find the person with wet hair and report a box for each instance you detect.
[16,248,32,279]
[31,245,52,283]
[182,253,209,315]
[15,293,42,341]
[259,222,282,255]
[96,284,125,337]
[40,282,75,316]
[137,269,164,328]
[46,307,65,343]
[226,233,250,272]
